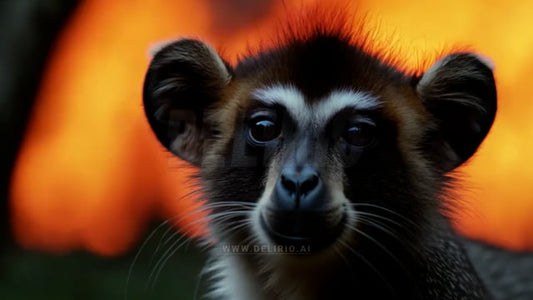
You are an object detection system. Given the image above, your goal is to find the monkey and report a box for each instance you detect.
[141,14,507,299]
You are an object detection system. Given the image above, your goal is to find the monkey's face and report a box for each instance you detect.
[143,36,496,259]
[215,85,401,254]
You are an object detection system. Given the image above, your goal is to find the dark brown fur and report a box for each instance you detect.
[143,18,498,299]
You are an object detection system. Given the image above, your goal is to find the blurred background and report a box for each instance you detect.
[1,0,533,299]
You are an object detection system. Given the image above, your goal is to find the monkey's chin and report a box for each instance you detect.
[259,208,346,254]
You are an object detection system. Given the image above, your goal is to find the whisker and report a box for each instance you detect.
[356,215,398,234]
[155,201,256,254]
[162,210,252,246]
[355,214,402,239]
[350,203,417,226]
[336,239,396,295]
[148,230,196,290]
[355,211,405,229]
[125,218,172,300]
[147,209,254,290]
[345,223,406,272]
[332,244,357,282]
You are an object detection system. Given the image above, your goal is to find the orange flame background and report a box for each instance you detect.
[10,0,533,256]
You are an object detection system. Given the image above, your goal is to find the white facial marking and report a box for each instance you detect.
[315,89,381,124]
[252,84,381,126]
[252,84,307,123]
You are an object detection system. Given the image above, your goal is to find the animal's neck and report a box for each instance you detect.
[208,243,417,299]
[206,225,489,300]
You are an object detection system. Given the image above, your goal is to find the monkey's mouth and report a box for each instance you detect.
[259,207,346,253]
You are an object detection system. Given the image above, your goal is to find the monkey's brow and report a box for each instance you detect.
[252,84,380,108]
[313,89,382,122]
[251,84,381,125]
[251,84,305,108]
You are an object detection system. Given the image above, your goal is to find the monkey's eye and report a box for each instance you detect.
[342,121,376,147]
[249,117,281,143]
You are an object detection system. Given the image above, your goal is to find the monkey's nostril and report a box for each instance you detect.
[280,170,320,196]
[275,167,325,212]
[281,174,297,194]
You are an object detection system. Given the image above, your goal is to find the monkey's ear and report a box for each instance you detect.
[143,39,232,166]
[416,53,497,172]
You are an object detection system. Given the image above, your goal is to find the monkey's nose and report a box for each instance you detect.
[274,165,325,211]
[264,165,343,251]
[280,171,319,197]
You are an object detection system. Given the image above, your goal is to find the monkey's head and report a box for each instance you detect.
[143,33,496,262]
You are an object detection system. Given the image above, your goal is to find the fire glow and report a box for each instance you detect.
[10,0,533,255]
